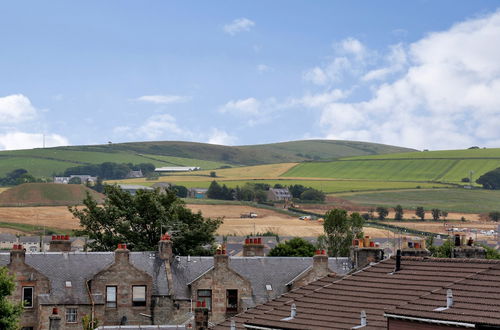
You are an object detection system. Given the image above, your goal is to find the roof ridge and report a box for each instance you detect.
[392,256,500,264]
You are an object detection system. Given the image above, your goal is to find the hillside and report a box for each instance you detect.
[283,148,500,183]
[0,140,414,177]
[0,183,104,206]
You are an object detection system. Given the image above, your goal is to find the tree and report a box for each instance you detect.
[476,168,500,189]
[268,237,316,257]
[415,206,425,220]
[323,209,364,257]
[69,177,82,184]
[376,206,389,220]
[441,211,448,220]
[288,184,307,198]
[0,267,23,329]
[172,185,188,198]
[489,211,500,222]
[70,185,222,255]
[300,189,326,201]
[207,181,223,199]
[431,208,441,221]
[210,171,217,178]
[394,205,404,220]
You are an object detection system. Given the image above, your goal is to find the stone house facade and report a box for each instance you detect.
[1,235,348,329]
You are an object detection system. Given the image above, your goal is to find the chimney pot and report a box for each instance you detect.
[258,237,262,244]
[446,289,453,308]
[123,243,127,249]
[315,249,321,255]
[322,249,326,255]
[202,300,206,308]
[65,235,70,240]
[52,235,56,240]
[369,241,375,247]
[196,301,201,308]
[52,307,58,315]
[245,238,250,244]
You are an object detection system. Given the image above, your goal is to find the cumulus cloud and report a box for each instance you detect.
[114,114,192,141]
[219,97,261,115]
[135,95,190,104]
[207,128,237,145]
[0,132,68,150]
[224,18,255,35]
[257,64,272,73]
[303,37,369,85]
[0,94,38,123]
[317,11,500,149]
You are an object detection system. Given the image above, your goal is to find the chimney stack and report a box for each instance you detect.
[452,235,486,259]
[194,300,209,330]
[400,237,430,257]
[49,235,72,252]
[49,307,61,330]
[115,243,130,264]
[158,232,173,263]
[350,236,384,269]
[10,244,26,265]
[313,249,329,273]
[243,237,265,257]
[395,249,401,272]
[214,245,229,270]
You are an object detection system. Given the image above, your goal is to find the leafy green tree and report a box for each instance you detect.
[489,211,500,222]
[323,209,364,257]
[376,206,389,220]
[288,184,307,198]
[0,267,23,329]
[268,237,316,257]
[431,208,441,221]
[300,189,325,201]
[479,244,500,259]
[476,168,500,189]
[428,239,453,258]
[441,211,448,220]
[415,206,425,220]
[207,181,223,199]
[69,177,82,184]
[394,205,404,220]
[210,171,217,178]
[172,185,188,198]
[70,185,222,255]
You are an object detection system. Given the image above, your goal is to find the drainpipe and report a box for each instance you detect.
[86,280,95,327]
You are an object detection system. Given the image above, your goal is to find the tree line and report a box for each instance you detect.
[61,162,156,180]
[363,205,448,221]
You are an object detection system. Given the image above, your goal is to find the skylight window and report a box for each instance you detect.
[266,284,272,291]
[65,281,72,288]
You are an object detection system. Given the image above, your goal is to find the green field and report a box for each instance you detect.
[283,148,500,183]
[338,188,500,213]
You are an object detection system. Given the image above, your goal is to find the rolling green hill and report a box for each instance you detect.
[283,148,500,183]
[0,140,414,177]
[0,183,104,206]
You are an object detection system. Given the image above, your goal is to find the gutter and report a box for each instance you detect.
[86,280,96,327]
[244,324,283,330]
[384,313,476,328]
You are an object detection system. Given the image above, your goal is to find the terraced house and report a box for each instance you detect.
[2,235,348,329]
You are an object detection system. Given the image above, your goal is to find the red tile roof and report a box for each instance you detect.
[216,257,500,329]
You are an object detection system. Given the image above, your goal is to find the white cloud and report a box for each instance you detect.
[257,64,272,73]
[114,114,192,141]
[303,37,368,85]
[0,94,38,124]
[289,89,347,108]
[207,128,237,145]
[135,95,190,104]
[219,97,261,115]
[317,11,500,150]
[224,18,255,35]
[0,132,68,150]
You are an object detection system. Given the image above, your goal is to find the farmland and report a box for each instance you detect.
[336,188,500,214]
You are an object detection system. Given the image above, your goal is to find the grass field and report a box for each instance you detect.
[283,157,500,183]
[344,148,500,160]
[337,188,500,214]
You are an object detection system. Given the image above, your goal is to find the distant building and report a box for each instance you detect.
[118,184,154,195]
[125,170,143,178]
[151,182,172,193]
[53,175,97,184]
[188,188,208,199]
[154,166,201,173]
[267,187,292,201]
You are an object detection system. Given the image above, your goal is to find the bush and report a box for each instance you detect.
[489,211,500,222]
[376,206,389,220]
[300,189,326,201]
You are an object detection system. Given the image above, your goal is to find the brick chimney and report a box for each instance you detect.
[115,243,130,264]
[194,300,209,330]
[243,237,265,257]
[49,307,61,330]
[401,237,430,257]
[313,249,329,273]
[350,236,384,269]
[214,245,228,270]
[49,235,72,252]
[158,232,173,263]
[10,244,25,265]
[452,234,486,259]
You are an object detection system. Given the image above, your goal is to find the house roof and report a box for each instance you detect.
[171,256,349,307]
[0,252,169,305]
[216,257,500,330]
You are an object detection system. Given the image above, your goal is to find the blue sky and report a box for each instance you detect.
[1,1,500,150]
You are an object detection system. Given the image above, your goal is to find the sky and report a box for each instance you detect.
[1,1,500,151]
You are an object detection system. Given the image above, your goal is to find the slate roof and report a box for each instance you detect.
[0,252,169,305]
[171,256,349,307]
[216,257,500,330]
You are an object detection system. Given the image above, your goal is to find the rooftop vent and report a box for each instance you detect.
[281,303,296,321]
[352,310,367,329]
[434,289,453,311]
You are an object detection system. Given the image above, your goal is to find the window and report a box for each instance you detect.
[65,308,77,323]
[22,287,34,308]
[132,285,146,307]
[226,289,238,314]
[197,289,212,311]
[106,286,117,308]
